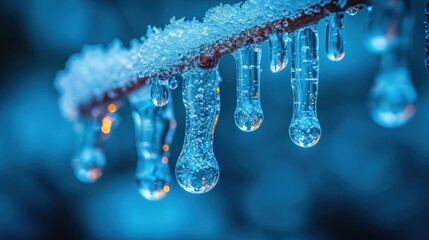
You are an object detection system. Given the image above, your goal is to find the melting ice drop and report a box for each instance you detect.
[129,87,175,200]
[289,26,322,148]
[233,44,264,132]
[326,13,345,61]
[175,67,220,194]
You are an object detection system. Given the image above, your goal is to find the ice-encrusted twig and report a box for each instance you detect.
[56,0,368,120]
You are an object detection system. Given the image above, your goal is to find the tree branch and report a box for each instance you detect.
[80,0,369,117]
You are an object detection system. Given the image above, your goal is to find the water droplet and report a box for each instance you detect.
[269,32,288,73]
[151,77,169,107]
[233,44,264,132]
[326,13,345,61]
[169,77,179,90]
[129,87,176,200]
[176,67,220,194]
[345,7,359,16]
[72,119,106,183]
[289,27,322,148]
[369,67,416,128]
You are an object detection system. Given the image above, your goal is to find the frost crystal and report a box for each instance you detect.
[55,39,141,119]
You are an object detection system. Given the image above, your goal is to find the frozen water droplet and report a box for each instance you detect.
[345,7,359,16]
[72,119,106,183]
[129,87,175,200]
[269,32,289,73]
[369,67,416,128]
[151,78,169,107]
[289,27,322,148]
[169,77,178,90]
[326,13,345,61]
[176,67,220,194]
[233,44,264,132]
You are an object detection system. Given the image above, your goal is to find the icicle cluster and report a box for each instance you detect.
[55,0,426,197]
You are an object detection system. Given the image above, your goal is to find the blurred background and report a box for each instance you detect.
[1,0,429,239]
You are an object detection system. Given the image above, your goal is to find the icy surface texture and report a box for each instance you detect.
[55,39,141,119]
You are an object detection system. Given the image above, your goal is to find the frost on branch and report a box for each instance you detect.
[55,0,366,120]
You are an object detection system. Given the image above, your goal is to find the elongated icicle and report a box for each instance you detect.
[289,27,322,148]
[129,87,176,200]
[175,67,221,194]
[233,44,264,132]
[72,118,107,183]
[269,33,289,73]
[326,13,345,61]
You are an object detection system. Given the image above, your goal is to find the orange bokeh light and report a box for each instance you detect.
[107,104,117,113]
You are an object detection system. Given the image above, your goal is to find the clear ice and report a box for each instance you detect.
[129,87,176,200]
[71,118,107,183]
[325,13,345,61]
[233,44,264,132]
[151,77,169,107]
[369,49,416,128]
[289,26,322,148]
[169,77,179,90]
[175,67,220,194]
[56,1,337,120]
[269,33,289,73]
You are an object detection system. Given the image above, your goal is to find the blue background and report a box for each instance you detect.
[0,0,428,239]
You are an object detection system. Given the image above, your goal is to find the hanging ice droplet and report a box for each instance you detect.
[169,77,179,90]
[269,32,288,73]
[176,67,220,194]
[369,50,416,128]
[71,118,106,183]
[289,27,322,148]
[364,0,408,54]
[345,7,359,16]
[425,0,429,73]
[233,44,264,132]
[326,13,345,61]
[129,87,176,200]
[151,77,169,107]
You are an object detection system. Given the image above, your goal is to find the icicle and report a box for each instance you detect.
[289,26,322,148]
[369,49,416,128]
[345,7,359,16]
[151,77,169,107]
[71,118,106,183]
[129,87,176,200]
[364,0,409,54]
[169,76,178,90]
[326,13,345,61]
[233,44,264,132]
[425,0,429,73]
[269,33,288,73]
[175,67,220,194]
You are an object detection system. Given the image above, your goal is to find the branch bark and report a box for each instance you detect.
[80,0,369,117]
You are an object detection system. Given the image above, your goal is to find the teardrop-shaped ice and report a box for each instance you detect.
[289,26,322,148]
[176,67,220,194]
[151,77,169,107]
[326,13,345,61]
[129,87,175,200]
